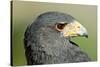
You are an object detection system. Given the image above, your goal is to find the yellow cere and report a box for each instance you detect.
[61,21,81,37]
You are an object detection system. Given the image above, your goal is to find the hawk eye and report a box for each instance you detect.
[55,23,67,31]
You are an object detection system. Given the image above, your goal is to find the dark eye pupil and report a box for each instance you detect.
[57,24,65,29]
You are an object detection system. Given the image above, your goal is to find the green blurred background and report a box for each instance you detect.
[12,1,97,66]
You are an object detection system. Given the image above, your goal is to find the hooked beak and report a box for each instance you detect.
[61,21,88,38]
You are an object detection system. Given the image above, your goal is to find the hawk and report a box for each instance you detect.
[24,12,91,65]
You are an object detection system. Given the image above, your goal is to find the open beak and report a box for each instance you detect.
[61,21,88,38]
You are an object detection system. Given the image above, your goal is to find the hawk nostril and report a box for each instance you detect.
[77,26,80,28]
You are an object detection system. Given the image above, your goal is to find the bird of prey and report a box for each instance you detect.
[24,12,91,65]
